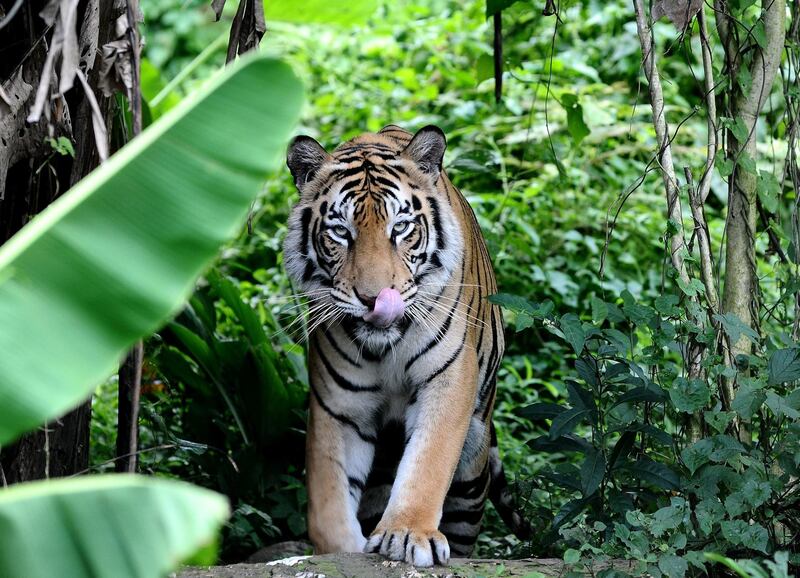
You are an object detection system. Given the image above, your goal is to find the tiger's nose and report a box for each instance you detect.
[354,288,377,309]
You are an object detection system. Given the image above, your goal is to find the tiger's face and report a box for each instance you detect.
[284,126,463,350]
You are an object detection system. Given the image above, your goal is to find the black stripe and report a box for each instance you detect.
[427,196,446,251]
[405,281,464,371]
[442,531,478,546]
[440,507,485,525]
[448,464,490,500]
[322,329,362,368]
[310,385,377,443]
[348,476,365,490]
[423,337,465,384]
[318,346,379,392]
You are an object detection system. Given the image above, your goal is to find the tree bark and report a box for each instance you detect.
[719,0,785,359]
[0,0,120,483]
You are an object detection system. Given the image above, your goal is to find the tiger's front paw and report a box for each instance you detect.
[365,526,450,567]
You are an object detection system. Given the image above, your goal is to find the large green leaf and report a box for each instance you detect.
[0,475,228,578]
[0,55,303,445]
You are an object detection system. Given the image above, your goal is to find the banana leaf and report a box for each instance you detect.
[0,475,228,578]
[0,54,303,445]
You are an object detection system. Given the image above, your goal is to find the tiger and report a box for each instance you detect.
[283,124,527,566]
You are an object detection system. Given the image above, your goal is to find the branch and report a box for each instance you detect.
[632,0,691,286]
[685,166,719,312]
[697,8,719,203]
[737,0,785,125]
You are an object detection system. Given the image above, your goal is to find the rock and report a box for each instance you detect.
[177,553,637,577]
[246,541,313,563]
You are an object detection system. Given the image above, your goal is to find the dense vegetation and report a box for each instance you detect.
[2,0,797,575]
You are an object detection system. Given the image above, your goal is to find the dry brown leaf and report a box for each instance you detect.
[225,0,265,63]
[97,13,141,100]
[211,0,226,21]
[75,69,108,162]
[27,0,81,122]
[651,0,703,30]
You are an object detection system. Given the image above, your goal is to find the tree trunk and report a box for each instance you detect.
[0,0,120,484]
[716,0,785,424]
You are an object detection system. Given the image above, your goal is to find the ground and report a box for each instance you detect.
[177,553,637,577]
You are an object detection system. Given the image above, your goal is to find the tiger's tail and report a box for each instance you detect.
[488,422,532,540]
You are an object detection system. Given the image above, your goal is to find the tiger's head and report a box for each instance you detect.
[284,126,463,350]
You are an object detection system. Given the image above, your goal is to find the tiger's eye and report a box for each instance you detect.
[393,221,411,235]
[330,225,349,238]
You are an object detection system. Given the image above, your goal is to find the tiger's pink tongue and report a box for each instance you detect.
[362,288,405,328]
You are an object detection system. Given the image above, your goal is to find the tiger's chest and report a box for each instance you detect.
[308,319,468,427]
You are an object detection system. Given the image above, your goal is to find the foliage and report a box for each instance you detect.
[0,54,304,577]
[77,0,800,572]
[493,290,799,573]
[151,271,308,560]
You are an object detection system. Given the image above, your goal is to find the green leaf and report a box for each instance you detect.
[529,434,591,454]
[549,407,590,439]
[564,548,581,564]
[751,20,767,48]
[575,357,600,388]
[265,0,378,24]
[677,276,706,298]
[560,313,585,354]
[714,313,759,344]
[728,117,750,143]
[695,499,725,536]
[580,447,606,497]
[757,171,781,213]
[716,153,734,177]
[658,555,688,578]
[517,402,566,421]
[561,93,591,145]
[651,497,687,537]
[628,459,680,491]
[566,379,595,410]
[732,384,767,419]
[765,391,800,419]
[476,53,494,84]
[670,377,711,413]
[541,466,583,491]
[0,475,229,578]
[768,348,800,385]
[486,0,520,17]
[655,294,680,317]
[738,152,757,174]
[553,498,589,528]
[0,56,303,445]
[608,431,636,469]
[708,435,745,462]
[720,520,769,553]
[612,385,668,408]
[591,297,608,324]
[47,136,75,157]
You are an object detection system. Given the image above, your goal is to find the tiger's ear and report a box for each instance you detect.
[402,125,446,179]
[287,135,330,187]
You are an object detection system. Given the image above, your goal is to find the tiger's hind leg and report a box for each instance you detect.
[439,415,492,557]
